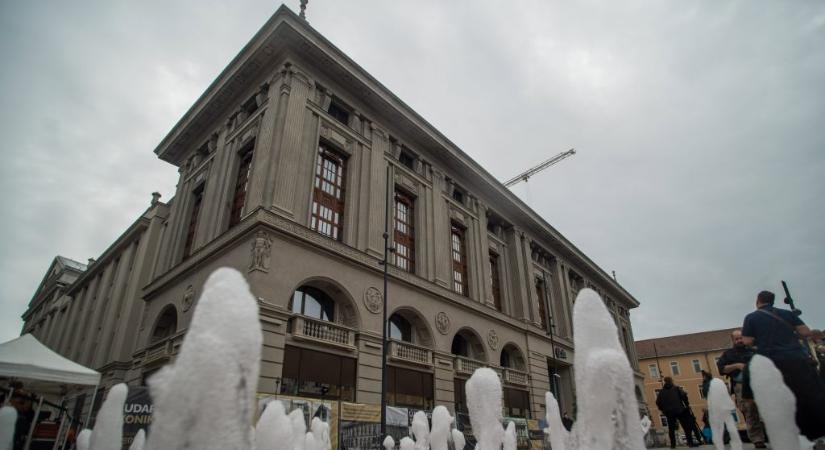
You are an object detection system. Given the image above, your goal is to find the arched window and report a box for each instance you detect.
[151,306,177,344]
[291,286,334,321]
[500,350,511,368]
[451,334,469,357]
[388,314,412,342]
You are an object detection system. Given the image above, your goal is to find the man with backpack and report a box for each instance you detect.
[655,377,699,448]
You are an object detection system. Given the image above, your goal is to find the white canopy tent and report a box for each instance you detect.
[0,334,100,450]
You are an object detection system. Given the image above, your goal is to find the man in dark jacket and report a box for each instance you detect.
[655,377,698,448]
[717,329,766,448]
[742,290,825,441]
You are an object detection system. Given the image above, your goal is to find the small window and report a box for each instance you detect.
[399,151,415,170]
[452,188,464,204]
[241,94,259,117]
[327,100,350,125]
[670,361,680,376]
[692,359,702,373]
[659,415,669,427]
[698,384,706,400]
[648,364,660,379]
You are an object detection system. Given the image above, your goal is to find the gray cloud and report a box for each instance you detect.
[1,0,823,342]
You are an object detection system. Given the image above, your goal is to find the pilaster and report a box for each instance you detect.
[431,170,451,289]
[366,126,389,259]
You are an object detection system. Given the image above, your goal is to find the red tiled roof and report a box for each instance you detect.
[635,327,739,359]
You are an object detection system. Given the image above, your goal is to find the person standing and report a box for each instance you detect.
[655,377,699,448]
[561,412,573,432]
[742,290,825,441]
[717,329,766,448]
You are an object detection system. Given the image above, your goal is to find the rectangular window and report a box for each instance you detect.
[489,251,502,311]
[692,359,702,373]
[310,144,347,240]
[450,223,468,296]
[670,361,680,376]
[229,142,254,227]
[535,280,548,330]
[327,100,350,126]
[660,415,669,427]
[648,364,660,379]
[698,384,706,400]
[182,187,203,258]
[393,190,415,272]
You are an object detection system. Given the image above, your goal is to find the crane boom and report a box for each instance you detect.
[503,148,576,187]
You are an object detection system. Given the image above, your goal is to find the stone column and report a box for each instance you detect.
[57,297,80,355]
[431,170,451,289]
[433,352,457,413]
[66,285,92,359]
[504,227,529,320]
[270,66,312,218]
[477,203,494,308]
[356,333,384,405]
[242,82,276,214]
[366,125,389,259]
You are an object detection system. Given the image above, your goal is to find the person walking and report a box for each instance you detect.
[742,290,825,441]
[717,329,766,448]
[655,377,699,448]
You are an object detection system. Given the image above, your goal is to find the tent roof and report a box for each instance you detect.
[0,334,100,390]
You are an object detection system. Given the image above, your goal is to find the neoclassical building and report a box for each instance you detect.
[21,5,645,423]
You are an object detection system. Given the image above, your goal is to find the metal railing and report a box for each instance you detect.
[388,340,433,366]
[290,315,356,349]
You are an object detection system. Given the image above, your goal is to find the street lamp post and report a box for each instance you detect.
[380,165,393,439]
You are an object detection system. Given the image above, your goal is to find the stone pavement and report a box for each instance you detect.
[650,445,759,449]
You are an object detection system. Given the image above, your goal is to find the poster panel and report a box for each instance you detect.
[122,386,153,450]
[339,402,381,450]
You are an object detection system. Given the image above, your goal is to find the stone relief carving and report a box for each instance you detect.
[363,287,383,314]
[435,311,451,335]
[182,285,195,312]
[487,329,499,350]
[249,231,272,272]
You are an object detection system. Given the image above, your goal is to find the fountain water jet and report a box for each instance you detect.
[707,378,742,450]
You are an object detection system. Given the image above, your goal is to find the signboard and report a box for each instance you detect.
[122,386,153,450]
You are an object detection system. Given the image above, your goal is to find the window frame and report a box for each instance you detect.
[692,359,702,373]
[450,222,469,296]
[310,143,347,241]
[648,364,660,379]
[670,361,681,376]
[489,251,502,311]
[291,287,335,322]
[535,279,549,330]
[182,185,204,258]
[229,141,255,227]
[393,190,415,272]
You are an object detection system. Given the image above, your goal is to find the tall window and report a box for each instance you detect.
[183,187,203,258]
[692,359,702,373]
[489,252,502,311]
[310,144,346,240]
[535,279,548,330]
[229,142,254,227]
[393,191,415,272]
[450,223,468,296]
[648,364,660,379]
[670,361,680,376]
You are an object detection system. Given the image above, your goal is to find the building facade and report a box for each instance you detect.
[22,5,645,427]
[636,328,746,444]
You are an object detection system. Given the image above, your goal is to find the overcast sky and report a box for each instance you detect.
[1,0,823,344]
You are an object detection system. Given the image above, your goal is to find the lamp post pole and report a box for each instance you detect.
[380,165,392,439]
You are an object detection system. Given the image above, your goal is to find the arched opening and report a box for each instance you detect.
[387,307,434,347]
[389,314,412,342]
[291,286,334,321]
[288,278,359,328]
[150,306,177,344]
[450,328,486,361]
[500,343,527,371]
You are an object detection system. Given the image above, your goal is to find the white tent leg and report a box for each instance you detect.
[23,395,44,450]
[51,409,66,450]
[84,383,99,428]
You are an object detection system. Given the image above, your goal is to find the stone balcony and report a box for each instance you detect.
[289,315,356,350]
[137,332,184,368]
[500,367,530,386]
[388,340,433,367]
[453,356,487,375]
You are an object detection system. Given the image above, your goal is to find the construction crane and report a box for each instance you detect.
[503,148,576,187]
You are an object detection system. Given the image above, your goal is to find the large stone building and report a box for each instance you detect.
[21,4,645,428]
[636,328,745,444]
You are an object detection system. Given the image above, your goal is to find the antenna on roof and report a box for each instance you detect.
[299,0,308,19]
